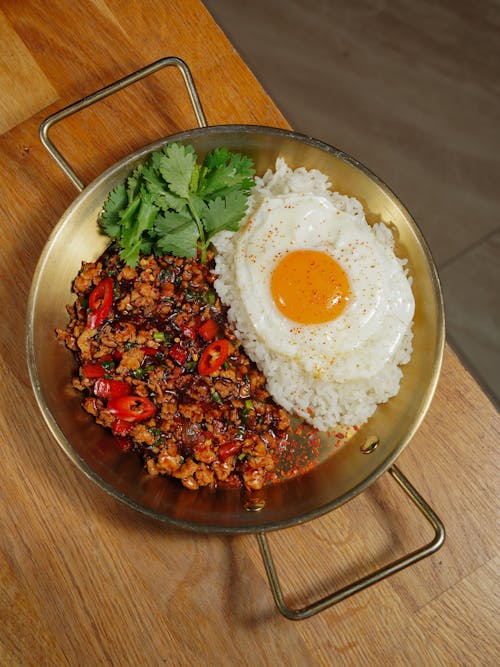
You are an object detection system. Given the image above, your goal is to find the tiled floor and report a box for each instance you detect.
[204,0,500,406]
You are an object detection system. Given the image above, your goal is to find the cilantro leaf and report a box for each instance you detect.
[154,209,193,230]
[155,211,199,258]
[134,191,158,237]
[203,146,232,169]
[127,166,144,204]
[100,184,127,237]
[158,143,196,199]
[140,164,165,192]
[151,191,187,213]
[140,232,156,254]
[198,149,255,198]
[142,164,187,212]
[203,191,249,240]
[119,191,158,267]
[98,142,255,266]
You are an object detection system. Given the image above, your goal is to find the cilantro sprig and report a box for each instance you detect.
[100,143,255,266]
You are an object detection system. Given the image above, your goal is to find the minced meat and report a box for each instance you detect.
[56,247,291,491]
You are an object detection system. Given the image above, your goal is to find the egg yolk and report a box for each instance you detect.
[271,250,351,324]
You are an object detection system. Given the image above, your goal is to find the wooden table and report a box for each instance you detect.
[1,1,498,664]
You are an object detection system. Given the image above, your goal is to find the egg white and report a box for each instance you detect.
[233,193,415,383]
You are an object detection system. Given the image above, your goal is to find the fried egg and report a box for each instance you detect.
[233,193,414,383]
[212,158,415,430]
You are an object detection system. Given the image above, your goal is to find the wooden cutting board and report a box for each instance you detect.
[0,1,498,665]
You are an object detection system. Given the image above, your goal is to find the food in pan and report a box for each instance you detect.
[98,142,256,266]
[58,249,291,490]
[57,143,414,490]
[213,159,415,430]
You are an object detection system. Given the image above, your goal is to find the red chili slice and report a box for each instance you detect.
[198,318,218,342]
[198,339,230,375]
[115,436,133,452]
[112,418,133,436]
[141,347,159,356]
[180,323,198,341]
[107,395,156,422]
[170,343,188,366]
[82,362,106,378]
[94,378,130,400]
[87,277,114,329]
[218,441,243,460]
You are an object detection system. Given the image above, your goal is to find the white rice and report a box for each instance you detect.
[212,159,413,431]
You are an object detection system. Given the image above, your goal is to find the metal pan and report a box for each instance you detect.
[26,58,445,619]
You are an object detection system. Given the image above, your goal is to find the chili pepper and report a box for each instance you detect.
[141,347,159,356]
[181,325,197,341]
[198,318,218,341]
[180,316,200,341]
[87,277,114,329]
[107,395,157,422]
[111,418,133,436]
[113,350,123,362]
[218,441,243,460]
[198,339,230,375]
[114,436,133,452]
[170,343,188,366]
[94,378,130,400]
[82,362,106,378]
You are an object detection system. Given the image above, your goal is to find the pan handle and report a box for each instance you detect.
[256,465,445,620]
[39,57,207,192]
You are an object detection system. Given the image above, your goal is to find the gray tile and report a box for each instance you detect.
[203,0,500,266]
[440,232,500,405]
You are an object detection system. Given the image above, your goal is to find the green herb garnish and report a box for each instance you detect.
[153,331,165,342]
[100,143,255,266]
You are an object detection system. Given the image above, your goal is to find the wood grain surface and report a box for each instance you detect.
[0,1,498,665]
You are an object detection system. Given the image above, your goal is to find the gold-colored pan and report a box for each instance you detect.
[26,58,445,619]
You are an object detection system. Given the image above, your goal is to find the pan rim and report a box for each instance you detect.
[26,124,445,534]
